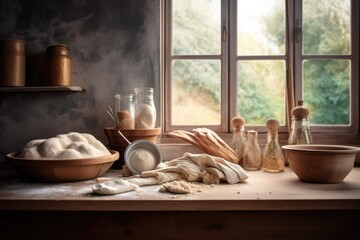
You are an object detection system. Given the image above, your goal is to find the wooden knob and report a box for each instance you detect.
[291,100,309,119]
[231,117,245,129]
[266,118,280,131]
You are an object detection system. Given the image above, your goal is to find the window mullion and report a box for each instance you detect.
[221,0,229,132]
[164,0,173,132]
[293,0,303,102]
[228,0,237,132]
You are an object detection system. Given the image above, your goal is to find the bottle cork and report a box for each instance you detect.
[266,118,280,137]
[231,117,245,131]
[291,100,309,120]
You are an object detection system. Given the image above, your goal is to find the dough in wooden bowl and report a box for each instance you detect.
[18,132,111,159]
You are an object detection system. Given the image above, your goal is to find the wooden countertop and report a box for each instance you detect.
[0,164,359,211]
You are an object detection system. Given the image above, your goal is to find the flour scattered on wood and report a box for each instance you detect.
[159,181,203,194]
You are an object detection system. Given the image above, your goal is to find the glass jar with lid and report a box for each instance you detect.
[262,118,285,173]
[114,94,135,129]
[229,117,246,165]
[134,87,156,129]
[288,100,313,145]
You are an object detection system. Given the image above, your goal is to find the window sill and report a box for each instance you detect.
[158,132,360,165]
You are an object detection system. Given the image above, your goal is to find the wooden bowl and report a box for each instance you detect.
[104,127,161,145]
[6,150,119,183]
[104,127,161,168]
[282,145,360,183]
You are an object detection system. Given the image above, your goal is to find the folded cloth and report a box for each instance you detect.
[92,152,249,195]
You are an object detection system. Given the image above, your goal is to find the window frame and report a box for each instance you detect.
[161,0,360,144]
[293,0,359,134]
[163,0,229,132]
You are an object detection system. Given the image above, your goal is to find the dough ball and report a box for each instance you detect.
[18,132,111,159]
[56,149,82,159]
[23,139,45,149]
[37,138,63,158]
[18,148,42,159]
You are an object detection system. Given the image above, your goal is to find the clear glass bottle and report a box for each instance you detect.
[262,118,285,173]
[114,94,135,129]
[243,130,262,170]
[134,87,156,129]
[288,100,313,145]
[230,117,246,165]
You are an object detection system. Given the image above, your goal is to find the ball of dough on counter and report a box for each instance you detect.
[18,132,111,159]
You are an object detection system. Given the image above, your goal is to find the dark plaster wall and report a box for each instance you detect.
[0,0,160,159]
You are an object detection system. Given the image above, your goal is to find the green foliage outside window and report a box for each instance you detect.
[171,0,350,126]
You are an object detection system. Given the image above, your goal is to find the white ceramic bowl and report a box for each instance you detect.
[282,144,360,183]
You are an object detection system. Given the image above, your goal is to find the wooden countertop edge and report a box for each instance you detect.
[1,199,359,211]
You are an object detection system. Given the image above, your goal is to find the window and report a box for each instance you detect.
[163,0,359,141]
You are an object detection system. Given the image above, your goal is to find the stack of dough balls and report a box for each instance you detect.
[18,132,111,159]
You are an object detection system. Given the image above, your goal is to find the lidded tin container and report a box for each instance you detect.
[46,44,71,86]
[0,39,25,86]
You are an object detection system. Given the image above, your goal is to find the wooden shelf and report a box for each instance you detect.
[0,86,84,92]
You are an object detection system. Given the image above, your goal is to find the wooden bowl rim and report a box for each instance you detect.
[6,150,119,166]
[281,144,360,154]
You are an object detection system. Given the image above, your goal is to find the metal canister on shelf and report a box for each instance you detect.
[0,39,25,86]
[46,44,71,86]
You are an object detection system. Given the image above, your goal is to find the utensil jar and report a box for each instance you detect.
[0,39,25,86]
[46,44,71,86]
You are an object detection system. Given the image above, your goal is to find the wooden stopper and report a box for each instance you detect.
[231,117,245,130]
[266,118,280,130]
[266,118,280,137]
[291,100,309,119]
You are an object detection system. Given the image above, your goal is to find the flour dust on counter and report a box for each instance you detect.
[92,152,249,195]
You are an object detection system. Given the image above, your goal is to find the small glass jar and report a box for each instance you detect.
[134,87,156,129]
[114,94,135,129]
[243,130,262,170]
[230,117,246,165]
[262,118,285,173]
[288,100,313,145]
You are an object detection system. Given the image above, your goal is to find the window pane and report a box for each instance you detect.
[303,60,350,125]
[237,60,285,124]
[172,0,221,55]
[303,0,350,55]
[171,60,221,125]
[237,0,285,56]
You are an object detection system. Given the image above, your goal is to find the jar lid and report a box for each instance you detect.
[135,87,153,94]
[46,44,70,56]
[231,117,245,130]
[0,39,25,52]
[114,93,134,99]
[291,100,309,119]
[266,118,280,130]
[247,130,257,136]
